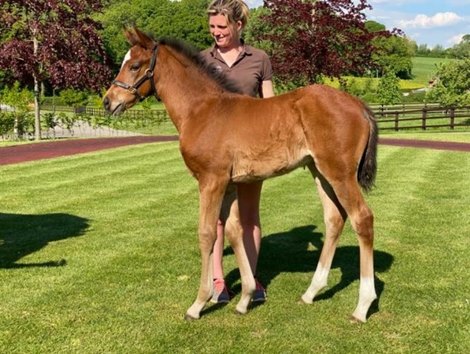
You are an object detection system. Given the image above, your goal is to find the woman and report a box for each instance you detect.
[200,0,275,303]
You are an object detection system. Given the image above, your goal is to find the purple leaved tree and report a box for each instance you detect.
[0,0,112,140]
[261,0,393,84]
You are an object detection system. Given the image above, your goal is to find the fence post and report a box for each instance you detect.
[394,112,399,131]
[450,108,455,130]
[422,107,427,130]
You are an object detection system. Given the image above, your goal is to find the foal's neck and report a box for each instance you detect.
[156,45,224,133]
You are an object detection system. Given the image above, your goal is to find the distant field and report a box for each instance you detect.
[411,57,455,85]
[324,76,424,92]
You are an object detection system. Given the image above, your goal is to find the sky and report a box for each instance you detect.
[246,0,470,48]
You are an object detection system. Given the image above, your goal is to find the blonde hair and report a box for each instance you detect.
[207,0,250,29]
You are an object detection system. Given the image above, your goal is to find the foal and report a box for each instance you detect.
[104,28,379,322]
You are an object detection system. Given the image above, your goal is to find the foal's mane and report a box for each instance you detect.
[158,37,243,94]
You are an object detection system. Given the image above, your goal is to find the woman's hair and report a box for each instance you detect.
[207,0,250,28]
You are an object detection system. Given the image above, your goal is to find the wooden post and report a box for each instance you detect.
[450,108,455,130]
[422,108,427,130]
[394,112,399,131]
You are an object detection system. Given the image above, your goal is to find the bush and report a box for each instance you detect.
[0,111,34,139]
[402,91,427,103]
[377,71,403,105]
[0,112,15,137]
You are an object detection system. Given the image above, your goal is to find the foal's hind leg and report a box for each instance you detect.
[330,178,377,323]
[302,173,347,303]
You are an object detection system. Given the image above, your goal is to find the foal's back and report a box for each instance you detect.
[193,84,372,183]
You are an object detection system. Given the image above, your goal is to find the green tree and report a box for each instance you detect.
[430,44,446,58]
[416,43,431,57]
[244,6,273,51]
[376,70,402,105]
[449,35,470,59]
[366,20,413,79]
[59,89,89,109]
[170,0,212,49]
[426,58,470,107]
[98,0,211,67]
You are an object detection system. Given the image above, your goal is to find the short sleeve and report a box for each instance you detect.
[260,52,273,81]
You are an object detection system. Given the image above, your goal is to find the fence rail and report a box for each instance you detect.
[41,105,169,121]
[374,105,470,131]
[8,103,470,137]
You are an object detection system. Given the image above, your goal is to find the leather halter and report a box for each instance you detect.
[112,44,159,100]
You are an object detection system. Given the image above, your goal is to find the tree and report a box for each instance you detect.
[0,0,112,140]
[366,20,412,79]
[170,0,212,49]
[416,44,431,57]
[259,0,393,84]
[426,58,470,107]
[376,70,402,105]
[98,0,211,66]
[449,35,470,59]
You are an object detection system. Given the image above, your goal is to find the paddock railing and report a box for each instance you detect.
[2,103,469,140]
[373,105,470,131]
[41,104,470,131]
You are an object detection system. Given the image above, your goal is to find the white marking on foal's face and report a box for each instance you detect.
[121,50,132,69]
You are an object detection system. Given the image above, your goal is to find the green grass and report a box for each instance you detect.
[411,57,455,85]
[380,131,470,142]
[323,57,455,92]
[1,137,469,352]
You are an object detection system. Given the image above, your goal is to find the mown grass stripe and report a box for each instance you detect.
[0,142,180,185]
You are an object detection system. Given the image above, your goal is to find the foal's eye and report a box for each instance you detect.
[130,63,140,72]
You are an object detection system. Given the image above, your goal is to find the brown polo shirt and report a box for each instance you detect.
[201,45,273,97]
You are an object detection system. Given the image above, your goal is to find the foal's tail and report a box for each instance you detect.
[358,106,378,192]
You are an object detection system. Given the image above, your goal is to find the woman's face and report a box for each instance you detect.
[209,14,242,48]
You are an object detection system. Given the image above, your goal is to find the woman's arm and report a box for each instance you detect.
[260,80,275,98]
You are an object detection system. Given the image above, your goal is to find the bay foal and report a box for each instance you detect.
[104,28,378,322]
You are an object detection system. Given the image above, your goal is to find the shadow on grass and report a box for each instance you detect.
[0,212,89,269]
[223,225,393,317]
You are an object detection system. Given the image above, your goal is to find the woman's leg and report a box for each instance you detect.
[211,186,237,303]
[238,181,263,275]
[238,181,265,301]
[212,220,225,280]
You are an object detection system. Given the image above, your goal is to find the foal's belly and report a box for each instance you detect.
[230,147,312,183]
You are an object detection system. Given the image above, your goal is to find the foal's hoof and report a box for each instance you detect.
[300,294,313,304]
[349,315,366,324]
[234,309,246,316]
[234,306,248,316]
[184,313,199,321]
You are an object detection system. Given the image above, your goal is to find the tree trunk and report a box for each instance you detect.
[33,35,41,140]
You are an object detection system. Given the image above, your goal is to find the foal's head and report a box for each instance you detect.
[103,28,157,115]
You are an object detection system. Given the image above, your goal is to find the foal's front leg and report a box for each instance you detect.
[185,178,227,320]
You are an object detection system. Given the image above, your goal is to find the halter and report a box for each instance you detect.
[112,44,159,101]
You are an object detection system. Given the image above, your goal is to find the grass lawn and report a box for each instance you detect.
[1,137,469,352]
[380,131,470,143]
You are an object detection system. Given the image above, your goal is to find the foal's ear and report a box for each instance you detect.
[124,27,155,50]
